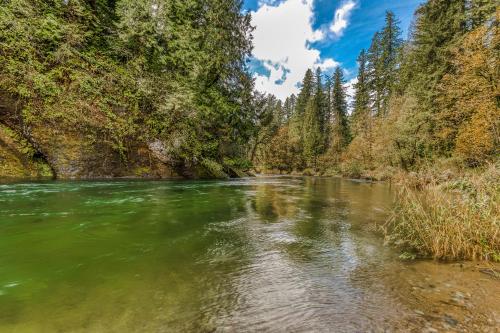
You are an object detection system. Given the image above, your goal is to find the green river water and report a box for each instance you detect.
[0,177,498,332]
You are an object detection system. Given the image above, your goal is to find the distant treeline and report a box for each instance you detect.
[252,2,498,178]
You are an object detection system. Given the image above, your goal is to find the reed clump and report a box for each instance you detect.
[384,163,499,261]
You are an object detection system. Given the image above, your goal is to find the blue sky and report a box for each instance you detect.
[243,0,423,100]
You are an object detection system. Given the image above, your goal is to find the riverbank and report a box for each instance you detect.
[385,163,499,262]
[0,123,252,181]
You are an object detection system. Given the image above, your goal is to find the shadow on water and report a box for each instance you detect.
[0,177,498,332]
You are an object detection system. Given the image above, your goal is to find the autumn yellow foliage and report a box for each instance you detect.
[438,18,499,166]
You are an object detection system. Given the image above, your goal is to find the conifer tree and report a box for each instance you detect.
[469,0,497,28]
[351,50,371,137]
[314,67,327,152]
[289,69,315,158]
[295,69,315,118]
[331,67,351,153]
[289,94,297,114]
[284,94,297,121]
[324,75,333,147]
[275,100,285,127]
[379,11,402,115]
[302,98,322,167]
[283,97,293,121]
[367,32,384,116]
[410,0,467,114]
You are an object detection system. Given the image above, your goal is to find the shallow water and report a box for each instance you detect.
[0,177,498,332]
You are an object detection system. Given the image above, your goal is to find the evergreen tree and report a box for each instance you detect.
[295,69,315,118]
[367,32,384,116]
[283,97,292,121]
[283,94,297,121]
[324,75,333,147]
[248,93,280,163]
[289,94,297,114]
[469,0,497,28]
[331,67,351,153]
[410,0,467,114]
[380,11,403,115]
[0,0,255,172]
[289,69,314,161]
[302,98,322,167]
[275,100,285,127]
[314,67,327,152]
[351,49,371,137]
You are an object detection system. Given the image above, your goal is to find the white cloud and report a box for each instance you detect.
[251,0,339,100]
[317,58,339,71]
[330,1,357,37]
[258,0,284,5]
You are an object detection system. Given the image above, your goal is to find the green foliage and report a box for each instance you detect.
[366,11,402,117]
[223,157,252,171]
[379,11,402,114]
[351,49,371,137]
[302,98,322,166]
[341,160,362,179]
[0,0,255,175]
[329,66,351,159]
[367,32,384,116]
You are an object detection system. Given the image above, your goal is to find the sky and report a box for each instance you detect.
[243,0,424,100]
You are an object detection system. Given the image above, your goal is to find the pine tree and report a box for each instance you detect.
[469,0,497,28]
[289,94,297,113]
[351,50,371,137]
[367,32,384,116]
[410,0,467,114]
[379,11,402,115]
[295,69,315,118]
[331,67,351,153]
[283,97,293,121]
[289,69,315,157]
[324,75,333,147]
[274,100,285,127]
[302,98,322,167]
[282,94,298,123]
[314,67,327,153]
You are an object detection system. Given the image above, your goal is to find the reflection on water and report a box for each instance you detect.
[0,177,498,332]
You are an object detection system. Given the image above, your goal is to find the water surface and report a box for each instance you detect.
[0,177,498,332]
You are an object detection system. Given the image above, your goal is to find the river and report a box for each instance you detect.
[0,177,498,332]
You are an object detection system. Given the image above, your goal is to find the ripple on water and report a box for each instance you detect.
[84,197,146,205]
[0,177,498,332]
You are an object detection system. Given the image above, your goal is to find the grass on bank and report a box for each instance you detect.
[384,163,499,262]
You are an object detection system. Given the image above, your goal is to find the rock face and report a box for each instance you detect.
[0,93,245,181]
[0,125,53,179]
[0,122,182,180]
[27,126,182,180]
[0,122,241,180]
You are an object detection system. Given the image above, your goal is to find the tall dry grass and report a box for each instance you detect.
[384,163,499,261]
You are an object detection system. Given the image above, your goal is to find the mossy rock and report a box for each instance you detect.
[224,165,248,178]
[0,125,53,180]
[197,159,229,179]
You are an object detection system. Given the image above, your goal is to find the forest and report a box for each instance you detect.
[0,0,255,179]
[252,5,498,178]
[0,0,498,260]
